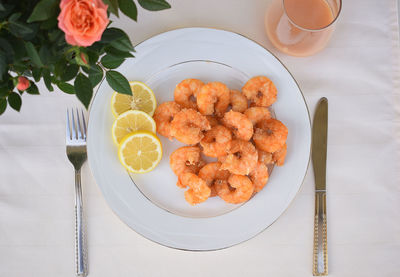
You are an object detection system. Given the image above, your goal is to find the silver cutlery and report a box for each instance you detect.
[66,108,88,277]
[312,98,328,276]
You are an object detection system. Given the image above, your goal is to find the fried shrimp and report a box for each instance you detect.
[273,143,287,166]
[170,108,211,144]
[242,76,277,107]
[153,101,181,139]
[206,115,220,127]
[176,159,206,188]
[221,110,253,141]
[230,89,248,113]
[174,78,204,109]
[217,155,227,163]
[244,107,271,125]
[197,82,230,116]
[253,118,288,153]
[198,162,230,197]
[257,149,273,165]
[220,139,258,175]
[179,172,211,205]
[200,125,232,157]
[170,145,203,180]
[171,146,205,189]
[159,76,288,205]
[249,162,269,192]
[215,174,254,204]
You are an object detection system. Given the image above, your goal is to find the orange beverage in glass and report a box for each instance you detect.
[265,0,342,57]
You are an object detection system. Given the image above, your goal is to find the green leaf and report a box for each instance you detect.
[8,92,22,111]
[0,90,9,98]
[138,0,170,11]
[9,38,26,60]
[0,4,5,12]
[0,85,9,98]
[103,0,119,16]
[101,54,124,69]
[105,46,134,58]
[61,64,79,82]
[88,42,105,53]
[8,13,37,39]
[54,59,66,78]
[0,4,14,20]
[48,29,63,42]
[119,0,137,21]
[24,42,43,67]
[0,99,6,115]
[11,61,26,73]
[100,28,125,43]
[110,34,134,52]
[0,38,14,63]
[27,0,58,23]
[88,65,104,87]
[42,69,53,91]
[100,28,134,52]
[39,45,51,65]
[0,51,6,81]
[81,66,90,74]
[32,67,42,82]
[87,50,100,66]
[74,73,93,109]
[0,78,13,98]
[40,16,58,30]
[26,83,40,95]
[106,70,131,95]
[9,13,21,21]
[23,70,33,78]
[0,38,13,54]
[57,82,75,94]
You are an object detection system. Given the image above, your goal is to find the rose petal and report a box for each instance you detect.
[58,0,109,47]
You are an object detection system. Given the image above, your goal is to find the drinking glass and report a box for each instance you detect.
[265,0,342,57]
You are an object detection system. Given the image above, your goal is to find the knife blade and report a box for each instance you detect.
[312,97,328,191]
[312,97,328,276]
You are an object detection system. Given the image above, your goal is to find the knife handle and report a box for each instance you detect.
[313,191,328,276]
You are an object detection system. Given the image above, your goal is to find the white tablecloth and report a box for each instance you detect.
[1,0,399,276]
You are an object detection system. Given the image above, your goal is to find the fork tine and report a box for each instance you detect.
[66,109,71,140]
[76,108,83,139]
[71,108,77,140]
[81,109,87,140]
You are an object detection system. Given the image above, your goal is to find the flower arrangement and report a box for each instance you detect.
[0,0,170,114]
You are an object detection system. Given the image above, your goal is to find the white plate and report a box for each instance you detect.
[87,28,311,251]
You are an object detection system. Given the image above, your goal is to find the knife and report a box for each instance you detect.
[312,97,328,276]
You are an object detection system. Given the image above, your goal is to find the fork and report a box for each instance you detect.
[66,108,87,277]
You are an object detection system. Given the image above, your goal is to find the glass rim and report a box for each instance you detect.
[282,0,342,32]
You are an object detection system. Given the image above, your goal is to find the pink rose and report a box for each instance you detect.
[17,77,30,91]
[58,0,109,47]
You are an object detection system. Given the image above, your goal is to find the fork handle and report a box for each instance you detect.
[313,191,328,276]
[75,169,87,277]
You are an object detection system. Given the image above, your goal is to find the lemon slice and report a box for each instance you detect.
[118,131,163,173]
[111,81,157,117]
[112,110,156,145]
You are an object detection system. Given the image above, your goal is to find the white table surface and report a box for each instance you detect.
[1,0,399,276]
